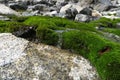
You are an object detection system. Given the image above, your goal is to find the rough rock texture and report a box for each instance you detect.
[0,33,29,66]
[0,33,99,80]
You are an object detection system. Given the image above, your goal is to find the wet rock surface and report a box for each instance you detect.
[0,33,99,80]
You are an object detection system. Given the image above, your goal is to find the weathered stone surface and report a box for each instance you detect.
[0,33,29,66]
[0,33,99,80]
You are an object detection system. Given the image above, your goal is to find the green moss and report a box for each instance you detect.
[103,28,120,36]
[62,30,120,80]
[0,20,27,33]
[36,26,59,45]
[0,16,120,80]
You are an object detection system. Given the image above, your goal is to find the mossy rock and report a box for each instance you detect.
[0,16,120,80]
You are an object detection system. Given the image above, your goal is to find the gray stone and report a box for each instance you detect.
[99,0,112,5]
[94,3,111,12]
[75,14,90,22]
[65,7,78,19]
[80,7,92,16]
[9,3,28,11]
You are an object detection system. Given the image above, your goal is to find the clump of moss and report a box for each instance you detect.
[62,30,120,80]
[36,26,59,45]
[0,16,120,80]
[0,20,27,33]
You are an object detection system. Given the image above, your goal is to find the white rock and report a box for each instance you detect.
[75,14,89,22]
[0,33,29,66]
[92,10,102,17]
[0,4,20,16]
[69,56,97,80]
[102,15,119,19]
[43,11,58,16]
[60,3,83,13]
[117,0,120,4]
[60,4,72,13]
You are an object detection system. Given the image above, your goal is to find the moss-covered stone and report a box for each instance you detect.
[0,16,120,80]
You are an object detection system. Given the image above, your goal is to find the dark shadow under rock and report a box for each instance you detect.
[12,26,36,41]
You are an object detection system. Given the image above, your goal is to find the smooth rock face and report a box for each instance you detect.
[0,33,99,80]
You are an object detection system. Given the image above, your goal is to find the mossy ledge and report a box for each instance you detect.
[0,16,120,80]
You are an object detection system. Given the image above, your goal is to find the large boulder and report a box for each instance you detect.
[0,33,99,80]
[0,4,20,16]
